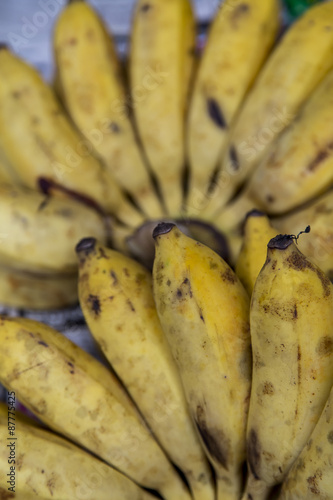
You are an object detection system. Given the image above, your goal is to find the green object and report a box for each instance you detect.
[284,0,323,17]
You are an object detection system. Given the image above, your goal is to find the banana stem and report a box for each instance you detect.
[240,473,271,500]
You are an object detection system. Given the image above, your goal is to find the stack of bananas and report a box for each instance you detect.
[0,0,333,498]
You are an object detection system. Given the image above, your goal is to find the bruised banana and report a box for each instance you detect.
[0,316,192,500]
[214,66,333,233]
[76,238,215,500]
[0,404,155,500]
[201,0,333,217]
[0,46,143,227]
[0,183,106,274]
[0,264,78,310]
[274,189,333,280]
[235,210,277,295]
[130,0,196,216]
[186,0,280,216]
[242,235,333,500]
[153,223,251,500]
[278,383,333,500]
[54,0,163,217]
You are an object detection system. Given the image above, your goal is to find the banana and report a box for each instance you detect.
[274,190,333,280]
[0,183,106,274]
[0,403,155,500]
[0,45,144,227]
[0,316,192,500]
[242,234,333,500]
[76,238,215,500]
[54,0,163,218]
[0,264,78,309]
[235,210,278,295]
[213,64,333,233]
[278,383,333,500]
[185,0,280,216]
[130,0,196,216]
[201,0,333,217]
[152,222,251,500]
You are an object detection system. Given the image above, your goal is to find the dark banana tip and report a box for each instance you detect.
[152,222,176,239]
[75,237,97,254]
[68,0,83,4]
[268,234,293,250]
[245,209,266,220]
[0,43,8,50]
[38,178,51,195]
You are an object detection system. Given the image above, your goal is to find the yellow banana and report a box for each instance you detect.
[152,222,251,500]
[54,0,163,217]
[235,210,278,295]
[76,238,215,500]
[0,316,192,500]
[0,403,155,500]
[278,383,333,500]
[0,45,144,227]
[0,264,78,309]
[242,234,333,500]
[274,190,333,280]
[0,183,106,274]
[0,155,19,184]
[186,0,280,216]
[201,0,333,217]
[214,65,333,233]
[130,0,196,216]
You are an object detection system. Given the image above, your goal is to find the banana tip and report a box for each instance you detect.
[75,237,97,254]
[245,209,266,219]
[0,43,9,50]
[152,222,176,239]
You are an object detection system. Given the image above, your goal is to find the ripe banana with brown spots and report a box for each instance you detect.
[242,234,333,500]
[0,45,144,227]
[235,210,278,295]
[201,0,333,218]
[0,403,155,500]
[152,222,251,500]
[54,0,163,218]
[213,65,333,233]
[278,383,333,500]
[76,238,216,500]
[185,0,280,216]
[130,0,196,216]
[0,316,192,500]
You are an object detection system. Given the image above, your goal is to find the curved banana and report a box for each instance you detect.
[201,0,333,217]
[214,65,333,233]
[54,0,163,217]
[278,383,333,500]
[76,238,215,500]
[0,45,143,227]
[274,190,333,280]
[0,183,106,274]
[242,234,333,500]
[185,0,280,216]
[130,0,196,216]
[0,264,78,310]
[0,316,191,500]
[152,222,251,500]
[235,210,277,295]
[0,403,155,500]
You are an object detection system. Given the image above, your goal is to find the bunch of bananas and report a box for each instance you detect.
[0,225,332,499]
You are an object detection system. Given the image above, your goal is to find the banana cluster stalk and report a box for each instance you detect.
[201,0,333,218]
[0,45,143,227]
[54,0,163,218]
[130,0,196,216]
[152,223,251,500]
[242,234,333,500]
[214,64,333,233]
[76,237,215,500]
[0,316,192,500]
[185,0,280,216]
[0,403,155,500]
[278,383,333,500]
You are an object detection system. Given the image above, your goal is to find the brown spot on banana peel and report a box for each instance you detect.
[327,431,333,444]
[195,405,230,469]
[207,98,227,129]
[110,270,118,285]
[37,340,48,347]
[307,143,333,171]
[87,294,101,316]
[316,336,333,356]
[247,429,261,480]
[221,268,237,284]
[140,3,152,12]
[262,382,274,395]
[229,145,240,171]
[307,471,322,495]
[0,487,15,499]
[231,3,250,25]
